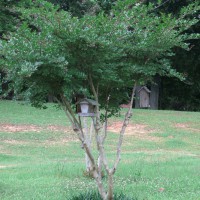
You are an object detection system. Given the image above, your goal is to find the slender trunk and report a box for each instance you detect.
[112,83,136,174]
[92,169,107,200]
[107,173,114,200]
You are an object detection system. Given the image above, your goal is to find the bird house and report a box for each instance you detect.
[138,86,151,108]
[76,98,99,117]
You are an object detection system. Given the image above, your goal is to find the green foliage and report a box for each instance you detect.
[0,0,18,34]
[46,0,117,16]
[1,2,69,107]
[97,0,117,13]
[1,0,199,114]
[0,0,32,34]
[47,0,101,17]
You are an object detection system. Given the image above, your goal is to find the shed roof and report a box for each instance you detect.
[76,98,100,106]
[138,86,151,93]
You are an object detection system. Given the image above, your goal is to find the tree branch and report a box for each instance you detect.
[53,96,74,126]
[88,73,98,101]
[149,0,171,13]
[102,94,110,144]
[88,73,101,130]
[111,82,137,174]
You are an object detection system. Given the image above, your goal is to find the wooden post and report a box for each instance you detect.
[83,117,91,172]
[83,117,94,173]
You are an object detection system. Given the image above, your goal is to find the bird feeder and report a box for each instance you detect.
[76,98,99,117]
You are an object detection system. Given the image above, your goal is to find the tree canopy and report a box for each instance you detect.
[1,0,199,111]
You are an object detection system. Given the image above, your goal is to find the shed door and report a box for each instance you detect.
[139,90,149,108]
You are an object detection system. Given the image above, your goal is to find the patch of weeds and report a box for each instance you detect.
[152,132,171,138]
[56,162,66,177]
[0,181,21,199]
[0,154,17,162]
[165,139,188,149]
[82,170,95,179]
[132,169,142,182]
[70,190,136,200]
[82,170,105,179]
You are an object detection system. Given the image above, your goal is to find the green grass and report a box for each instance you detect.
[0,100,200,200]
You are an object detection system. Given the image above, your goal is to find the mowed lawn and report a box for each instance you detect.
[0,100,200,200]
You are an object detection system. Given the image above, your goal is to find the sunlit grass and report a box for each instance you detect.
[0,100,200,199]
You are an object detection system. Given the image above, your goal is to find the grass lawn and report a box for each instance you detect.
[0,100,200,200]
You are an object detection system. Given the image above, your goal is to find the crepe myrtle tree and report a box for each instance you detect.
[1,0,199,199]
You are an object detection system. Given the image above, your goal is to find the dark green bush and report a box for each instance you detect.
[70,190,137,200]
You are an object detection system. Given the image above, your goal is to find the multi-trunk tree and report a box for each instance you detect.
[1,0,199,199]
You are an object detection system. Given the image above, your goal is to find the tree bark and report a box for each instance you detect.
[112,83,136,174]
[135,86,142,108]
[107,173,114,200]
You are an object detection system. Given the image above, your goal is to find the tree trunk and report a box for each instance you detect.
[135,86,142,108]
[107,173,114,200]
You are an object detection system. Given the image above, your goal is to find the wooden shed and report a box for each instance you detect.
[138,86,151,108]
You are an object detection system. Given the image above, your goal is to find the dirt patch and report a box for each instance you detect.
[107,122,160,142]
[174,123,200,133]
[0,123,76,147]
[42,138,79,146]
[2,140,30,145]
[46,125,72,133]
[0,165,17,169]
[0,123,71,133]
[1,138,78,148]
[0,145,12,155]
[0,165,7,169]
[0,124,42,133]
[122,149,200,157]
[108,122,151,134]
